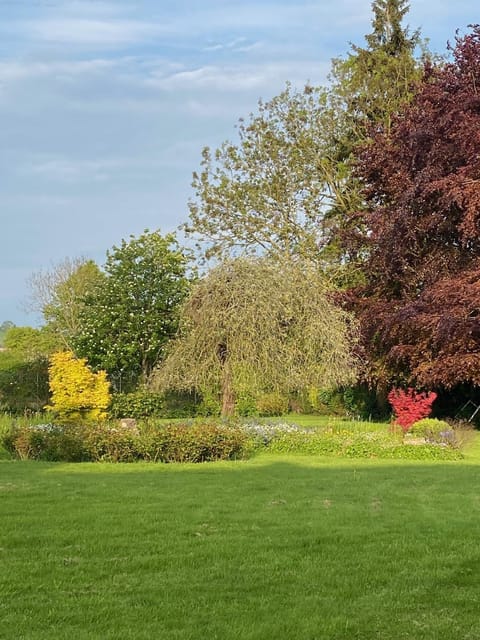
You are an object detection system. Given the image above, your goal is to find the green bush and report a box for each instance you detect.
[109,390,165,419]
[0,354,50,413]
[409,418,456,444]
[196,393,221,417]
[267,429,463,460]
[161,391,199,418]
[2,421,253,463]
[2,423,88,462]
[235,392,258,417]
[256,392,289,417]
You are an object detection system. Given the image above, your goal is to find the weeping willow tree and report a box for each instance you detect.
[153,257,358,416]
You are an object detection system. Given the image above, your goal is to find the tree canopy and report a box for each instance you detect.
[74,230,191,388]
[154,257,358,416]
[345,25,480,389]
[27,258,104,350]
[185,84,344,265]
[185,1,424,287]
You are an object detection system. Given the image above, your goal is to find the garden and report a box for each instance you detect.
[3,5,480,638]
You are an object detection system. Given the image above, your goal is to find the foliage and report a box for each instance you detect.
[325,1,425,270]
[154,257,358,416]
[185,2,425,285]
[388,388,437,431]
[329,0,423,144]
[409,418,456,445]
[74,230,191,387]
[267,428,462,460]
[255,392,289,417]
[2,423,88,461]
[3,325,58,361]
[109,389,165,420]
[235,391,258,417]
[346,27,480,388]
[27,258,104,349]
[2,421,253,463]
[0,326,56,414]
[195,392,221,417]
[0,352,50,413]
[185,83,344,265]
[46,351,110,422]
[0,320,15,346]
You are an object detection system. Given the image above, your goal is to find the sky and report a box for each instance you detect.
[1,0,479,326]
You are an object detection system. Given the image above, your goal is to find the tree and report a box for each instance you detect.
[154,257,358,416]
[345,26,480,390]
[330,0,423,143]
[185,2,425,282]
[185,84,344,265]
[0,326,56,413]
[324,0,425,270]
[46,351,110,422]
[27,258,104,349]
[74,230,191,388]
[4,326,58,361]
[0,351,49,413]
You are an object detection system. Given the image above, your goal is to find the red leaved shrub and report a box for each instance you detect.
[388,388,437,432]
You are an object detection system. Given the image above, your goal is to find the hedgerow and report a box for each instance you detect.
[2,421,252,463]
[1,419,464,463]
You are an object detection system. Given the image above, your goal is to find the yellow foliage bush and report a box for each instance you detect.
[46,351,110,422]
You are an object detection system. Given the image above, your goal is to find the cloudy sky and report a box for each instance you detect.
[1,0,478,325]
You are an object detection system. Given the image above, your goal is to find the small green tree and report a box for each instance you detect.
[0,326,55,413]
[27,258,104,349]
[0,351,49,413]
[4,326,58,361]
[74,230,191,388]
[154,257,358,416]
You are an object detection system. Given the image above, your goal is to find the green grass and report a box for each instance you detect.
[2,438,480,639]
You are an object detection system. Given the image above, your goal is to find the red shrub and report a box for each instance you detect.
[388,388,437,432]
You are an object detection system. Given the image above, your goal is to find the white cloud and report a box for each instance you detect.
[0,58,116,83]
[147,64,268,92]
[26,18,166,46]
[146,60,330,94]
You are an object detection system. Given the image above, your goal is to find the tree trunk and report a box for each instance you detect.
[221,365,235,417]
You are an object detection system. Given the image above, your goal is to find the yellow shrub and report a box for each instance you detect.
[46,351,110,422]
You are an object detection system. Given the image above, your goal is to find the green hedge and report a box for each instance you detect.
[1,420,464,463]
[2,422,252,463]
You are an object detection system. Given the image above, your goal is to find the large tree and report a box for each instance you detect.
[346,26,480,390]
[154,257,358,416]
[185,1,424,283]
[185,84,343,265]
[329,0,423,144]
[74,230,191,389]
[324,0,425,271]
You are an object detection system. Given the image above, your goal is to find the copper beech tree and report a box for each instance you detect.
[345,26,480,390]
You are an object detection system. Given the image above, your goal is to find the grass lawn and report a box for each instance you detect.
[1,436,480,639]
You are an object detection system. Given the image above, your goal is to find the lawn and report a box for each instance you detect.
[1,437,480,639]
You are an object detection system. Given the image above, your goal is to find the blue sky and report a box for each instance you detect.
[1,0,478,325]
